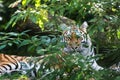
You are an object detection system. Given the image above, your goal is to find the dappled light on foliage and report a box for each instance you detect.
[0,0,120,80]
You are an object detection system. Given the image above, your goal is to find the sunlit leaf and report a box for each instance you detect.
[35,0,41,8]
[36,49,47,54]
[117,29,120,39]
[8,43,12,46]
[22,0,27,6]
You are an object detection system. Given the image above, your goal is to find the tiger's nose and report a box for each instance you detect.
[75,46,78,49]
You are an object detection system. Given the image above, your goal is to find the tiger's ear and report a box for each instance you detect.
[80,21,88,33]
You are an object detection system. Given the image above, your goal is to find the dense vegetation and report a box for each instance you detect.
[0,0,120,79]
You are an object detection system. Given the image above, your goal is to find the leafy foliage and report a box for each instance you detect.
[0,0,120,80]
[0,31,63,56]
[6,0,48,30]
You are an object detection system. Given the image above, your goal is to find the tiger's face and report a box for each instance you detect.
[63,22,91,54]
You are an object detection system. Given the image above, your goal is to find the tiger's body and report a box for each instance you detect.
[0,54,31,75]
[0,21,103,77]
[62,21,103,70]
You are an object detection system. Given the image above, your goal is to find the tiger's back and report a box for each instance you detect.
[0,54,25,63]
[0,54,30,75]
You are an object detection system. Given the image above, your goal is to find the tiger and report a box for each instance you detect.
[0,54,33,75]
[62,21,103,70]
[0,21,103,77]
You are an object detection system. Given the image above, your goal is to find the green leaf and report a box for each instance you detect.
[7,32,19,36]
[27,45,35,53]
[0,45,6,50]
[89,18,97,22]
[35,0,41,8]
[8,43,12,46]
[115,76,120,80]
[13,40,20,45]
[19,40,31,47]
[36,49,47,54]
[5,15,16,29]
[22,0,27,6]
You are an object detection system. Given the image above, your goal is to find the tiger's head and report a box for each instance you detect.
[63,21,92,55]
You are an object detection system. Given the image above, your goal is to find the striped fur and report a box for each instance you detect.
[0,21,104,77]
[0,54,33,75]
[62,21,103,70]
[0,54,22,75]
[109,62,120,72]
[0,53,46,77]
